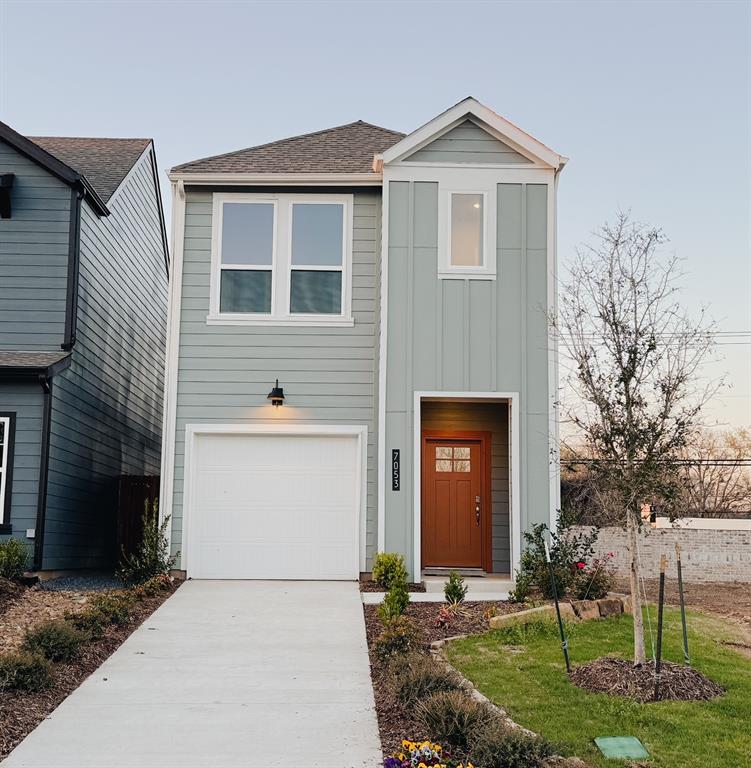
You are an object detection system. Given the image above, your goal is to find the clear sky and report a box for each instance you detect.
[1,0,749,427]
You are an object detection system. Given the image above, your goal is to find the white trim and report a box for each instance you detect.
[180,423,369,577]
[386,165,555,185]
[411,391,521,583]
[158,179,186,539]
[549,170,561,530]
[440,189,495,280]
[0,415,10,524]
[382,98,566,170]
[209,192,353,326]
[168,171,382,186]
[377,178,390,554]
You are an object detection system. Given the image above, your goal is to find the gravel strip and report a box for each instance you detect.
[39,574,123,592]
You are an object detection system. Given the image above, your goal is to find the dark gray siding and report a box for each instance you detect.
[0,141,70,349]
[42,149,168,570]
[0,382,43,554]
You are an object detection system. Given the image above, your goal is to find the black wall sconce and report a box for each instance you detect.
[0,174,15,219]
[267,379,285,407]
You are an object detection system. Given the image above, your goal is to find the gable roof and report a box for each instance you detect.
[29,136,151,202]
[171,120,404,176]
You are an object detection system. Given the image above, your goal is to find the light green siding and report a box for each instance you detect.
[170,188,381,567]
[384,180,551,575]
[405,120,531,165]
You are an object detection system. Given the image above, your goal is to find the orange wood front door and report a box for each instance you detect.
[421,435,486,568]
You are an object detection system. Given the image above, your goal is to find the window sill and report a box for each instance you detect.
[437,270,496,281]
[206,314,355,328]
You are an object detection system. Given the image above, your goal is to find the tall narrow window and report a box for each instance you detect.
[450,193,484,267]
[290,203,344,315]
[0,413,15,528]
[219,202,274,314]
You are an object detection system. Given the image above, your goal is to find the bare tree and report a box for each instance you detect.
[554,212,717,665]
[679,429,751,517]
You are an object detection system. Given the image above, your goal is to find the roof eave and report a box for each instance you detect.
[167,171,384,186]
[0,354,72,381]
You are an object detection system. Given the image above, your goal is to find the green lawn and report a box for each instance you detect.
[446,608,751,767]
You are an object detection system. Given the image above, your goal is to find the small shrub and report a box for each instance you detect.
[378,581,410,623]
[23,619,86,662]
[416,690,495,752]
[64,608,108,640]
[372,552,409,590]
[444,571,468,605]
[508,570,534,603]
[117,500,178,586]
[89,592,133,626]
[131,573,173,601]
[435,604,453,629]
[0,652,53,693]
[570,555,614,600]
[389,653,462,709]
[470,720,554,768]
[375,616,421,662]
[0,538,28,581]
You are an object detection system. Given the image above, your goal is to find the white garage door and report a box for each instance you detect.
[186,431,361,579]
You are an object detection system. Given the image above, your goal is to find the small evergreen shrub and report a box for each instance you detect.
[470,720,555,768]
[371,552,408,590]
[0,538,28,581]
[444,571,468,605]
[131,573,173,601]
[23,620,86,662]
[89,592,133,626]
[570,555,615,600]
[375,616,421,662]
[64,608,109,640]
[416,690,495,752]
[117,500,178,585]
[0,652,53,693]
[388,653,462,708]
[377,581,410,623]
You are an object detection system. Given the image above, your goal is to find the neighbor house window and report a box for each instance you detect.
[210,193,352,325]
[0,413,15,530]
[450,193,484,267]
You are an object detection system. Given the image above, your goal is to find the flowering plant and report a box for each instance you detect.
[384,740,476,768]
[570,553,615,600]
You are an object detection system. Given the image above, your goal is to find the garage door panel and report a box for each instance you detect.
[187,432,361,579]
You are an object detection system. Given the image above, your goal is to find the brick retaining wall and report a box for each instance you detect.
[575,525,751,583]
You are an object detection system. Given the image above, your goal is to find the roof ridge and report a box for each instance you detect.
[173,120,404,171]
[28,136,152,143]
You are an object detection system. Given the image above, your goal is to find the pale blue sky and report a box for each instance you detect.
[1,0,749,426]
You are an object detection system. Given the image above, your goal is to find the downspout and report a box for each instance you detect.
[62,187,83,351]
[33,375,53,571]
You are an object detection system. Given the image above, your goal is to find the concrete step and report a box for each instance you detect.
[423,575,514,594]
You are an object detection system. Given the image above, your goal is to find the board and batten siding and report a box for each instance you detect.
[0,383,43,546]
[170,187,381,569]
[404,120,531,166]
[42,149,168,570]
[0,141,70,350]
[384,180,551,575]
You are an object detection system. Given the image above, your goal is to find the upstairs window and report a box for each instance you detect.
[438,187,495,280]
[450,193,484,267]
[210,193,352,326]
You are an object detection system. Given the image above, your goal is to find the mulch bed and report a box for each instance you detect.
[0,582,180,759]
[364,600,523,756]
[360,579,426,593]
[569,656,725,703]
[0,577,24,615]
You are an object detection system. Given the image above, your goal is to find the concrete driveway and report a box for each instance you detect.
[2,581,382,768]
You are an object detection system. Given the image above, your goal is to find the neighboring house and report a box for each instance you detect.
[0,122,169,571]
[162,97,566,582]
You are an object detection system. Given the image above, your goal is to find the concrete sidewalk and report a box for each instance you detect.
[2,581,382,767]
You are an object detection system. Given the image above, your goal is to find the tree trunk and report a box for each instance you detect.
[627,511,647,665]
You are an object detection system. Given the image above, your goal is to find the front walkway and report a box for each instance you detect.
[2,581,382,767]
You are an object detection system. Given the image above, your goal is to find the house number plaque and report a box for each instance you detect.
[391,449,400,491]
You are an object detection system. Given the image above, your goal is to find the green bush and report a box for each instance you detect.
[470,720,554,768]
[0,652,53,693]
[88,592,133,626]
[389,653,462,708]
[371,552,408,590]
[375,616,421,662]
[117,500,178,586]
[416,690,495,752]
[570,556,615,600]
[64,608,109,640]
[23,620,86,662]
[0,538,28,581]
[377,581,410,623]
[444,571,468,605]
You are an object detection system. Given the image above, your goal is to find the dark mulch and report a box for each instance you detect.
[364,600,523,756]
[360,579,426,593]
[0,578,24,615]
[0,582,179,759]
[569,656,725,703]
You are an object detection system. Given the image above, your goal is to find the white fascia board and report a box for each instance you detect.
[382,97,565,170]
[167,171,383,186]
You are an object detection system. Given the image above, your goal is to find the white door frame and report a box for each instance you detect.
[413,391,520,582]
[181,422,368,578]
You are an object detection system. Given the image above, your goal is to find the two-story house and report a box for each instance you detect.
[0,121,169,572]
[161,97,566,582]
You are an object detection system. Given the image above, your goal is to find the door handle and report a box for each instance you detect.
[475,495,481,526]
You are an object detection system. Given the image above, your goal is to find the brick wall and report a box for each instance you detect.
[575,525,751,583]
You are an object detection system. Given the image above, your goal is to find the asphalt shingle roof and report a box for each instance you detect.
[172,121,405,175]
[28,136,151,201]
[0,351,70,369]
